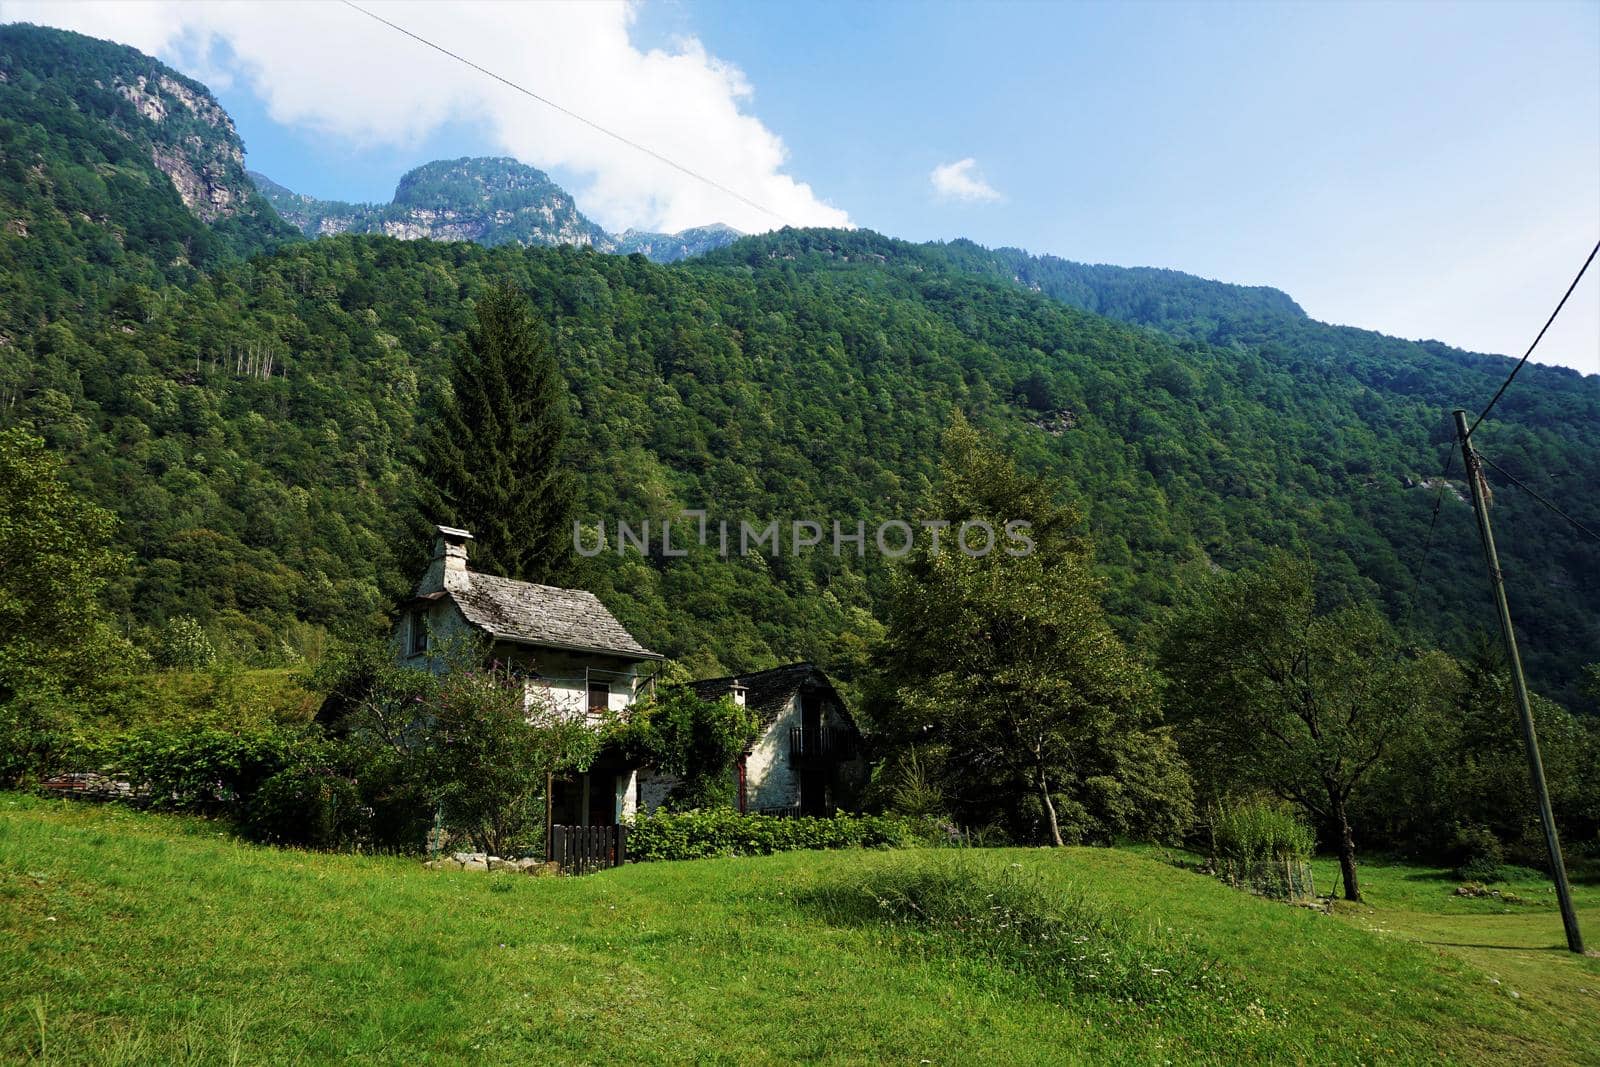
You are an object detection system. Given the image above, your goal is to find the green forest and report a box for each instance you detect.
[3,24,1598,865]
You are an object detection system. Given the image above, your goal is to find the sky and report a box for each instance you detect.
[7,0,1598,374]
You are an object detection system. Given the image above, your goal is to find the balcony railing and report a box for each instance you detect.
[789,725,857,761]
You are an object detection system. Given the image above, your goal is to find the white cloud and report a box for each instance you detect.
[3,0,850,234]
[929,157,1001,203]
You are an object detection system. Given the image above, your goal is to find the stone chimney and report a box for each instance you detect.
[729,681,747,707]
[420,525,474,593]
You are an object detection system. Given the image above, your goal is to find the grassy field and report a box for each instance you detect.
[2,794,1597,1065]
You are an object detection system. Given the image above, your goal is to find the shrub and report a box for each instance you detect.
[245,762,366,849]
[604,679,759,812]
[152,615,216,669]
[1209,798,1315,865]
[1206,798,1317,900]
[66,722,316,818]
[626,808,936,862]
[0,690,76,787]
[1449,825,1506,882]
[800,857,1241,1011]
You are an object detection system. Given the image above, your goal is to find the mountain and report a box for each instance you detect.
[251,160,745,263]
[614,223,745,263]
[0,23,296,342]
[251,157,611,248]
[1,26,1595,708]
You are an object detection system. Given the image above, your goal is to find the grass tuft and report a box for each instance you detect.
[800,856,1242,1011]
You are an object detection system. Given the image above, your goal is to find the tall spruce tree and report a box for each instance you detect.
[423,284,575,584]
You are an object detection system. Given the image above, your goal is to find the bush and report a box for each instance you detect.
[245,761,366,848]
[626,808,937,862]
[1208,798,1315,864]
[0,690,76,787]
[1450,825,1506,882]
[66,722,316,818]
[1206,798,1317,900]
[152,615,216,669]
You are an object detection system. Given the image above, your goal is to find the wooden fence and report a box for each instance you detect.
[548,824,627,874]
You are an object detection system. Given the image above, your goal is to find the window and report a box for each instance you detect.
[408,607,428,656]
[587,682,610,717]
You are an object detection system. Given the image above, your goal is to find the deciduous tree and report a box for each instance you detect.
[1159,553,1442,901]
[869,416,1192,845]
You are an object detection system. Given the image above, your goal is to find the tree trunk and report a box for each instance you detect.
[1331,791,1360,901]
[1038,763,1064,847]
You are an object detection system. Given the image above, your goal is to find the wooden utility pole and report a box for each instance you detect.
[1453,408,1584,954]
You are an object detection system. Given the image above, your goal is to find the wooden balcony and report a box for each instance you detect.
[789,725,857,761]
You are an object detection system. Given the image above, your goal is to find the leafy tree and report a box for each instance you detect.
[422,282,575,584]
[1159,553,1445,900]
[869,417,1193,845]
[606,666,759,810]
[331,638,595,856]
[0,428,136,706]
[422,664,599,857]
[1354,637,1599,868]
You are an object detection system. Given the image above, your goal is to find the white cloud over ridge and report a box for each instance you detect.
[930,157,1001,203]
[5,0,850,234]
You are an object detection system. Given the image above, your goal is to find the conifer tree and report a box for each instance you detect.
[423,284,574,584]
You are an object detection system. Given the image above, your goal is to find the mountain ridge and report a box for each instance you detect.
[250,158,746,264]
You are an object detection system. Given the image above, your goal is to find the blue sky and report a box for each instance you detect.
[13,1,1598,372]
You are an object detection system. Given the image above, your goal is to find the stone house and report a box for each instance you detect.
[685,663,866,816]
[395,526,661,826]
[392,527,864,826]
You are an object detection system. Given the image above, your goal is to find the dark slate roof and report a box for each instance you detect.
[691,662,854,729]
[449,573,659,660]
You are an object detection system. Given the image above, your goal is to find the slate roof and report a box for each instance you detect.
[691,662,855,729]
[446,572,660,660]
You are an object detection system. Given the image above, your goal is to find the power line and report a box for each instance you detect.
[1466,239,1599,439]
[337,0,795,228]
[1476,451,1600,544]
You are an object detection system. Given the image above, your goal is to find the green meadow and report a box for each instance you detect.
[2,794,1597,1065]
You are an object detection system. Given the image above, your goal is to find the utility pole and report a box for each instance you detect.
[1453,409,1584,954]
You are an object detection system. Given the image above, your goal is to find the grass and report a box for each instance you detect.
[2,794,1597,1064]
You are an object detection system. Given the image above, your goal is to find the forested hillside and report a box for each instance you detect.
[0,24,293,340]
[1,24,1595,708]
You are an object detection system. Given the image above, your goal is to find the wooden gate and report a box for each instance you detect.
[548,824,627,874]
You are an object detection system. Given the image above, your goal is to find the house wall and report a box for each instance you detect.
[502,646,646,720]
[746,691,856,811]
[617,769,639,821]
[746,694,801,811]
[392,599,475,670]
[389,607,649,722]
[637,772,677,813]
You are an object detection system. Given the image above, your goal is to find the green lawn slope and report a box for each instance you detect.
[2,795,1596,1064]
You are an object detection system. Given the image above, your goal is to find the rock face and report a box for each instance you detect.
[109,69,254,222]
[0,24,286,240]
[614,223,744,264]
[251,158,745,264]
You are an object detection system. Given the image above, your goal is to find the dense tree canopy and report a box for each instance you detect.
[0,428,136,704]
